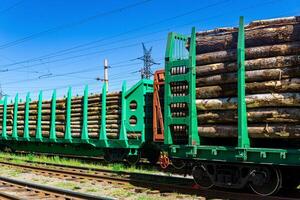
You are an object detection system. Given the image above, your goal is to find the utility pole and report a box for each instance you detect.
[104,59,109,92]
[137,43,159,79]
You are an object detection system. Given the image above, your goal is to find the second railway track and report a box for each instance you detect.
[0,175,113,200]
[0,158,298,200]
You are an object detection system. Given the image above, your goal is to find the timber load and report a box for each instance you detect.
[190,16,300,141]
[0,92,140,140]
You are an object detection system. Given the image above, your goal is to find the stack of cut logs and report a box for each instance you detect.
[194,16,300,139]
[0,91,139,139]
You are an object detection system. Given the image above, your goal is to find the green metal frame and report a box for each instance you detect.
[237,16,250,148]
[50,90,57,141]
[23,93,30,141]
[64,87,72,142]
[164,27,199,146]
[12,94,18,140]
[163,16,300,166]
[1,96,7,140]
[0,80,153,155]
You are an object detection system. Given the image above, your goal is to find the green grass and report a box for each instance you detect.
[0,152,159,175]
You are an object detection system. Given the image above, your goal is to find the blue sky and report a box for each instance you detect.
[0,0,299,100]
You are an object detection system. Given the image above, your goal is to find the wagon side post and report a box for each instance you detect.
[163,32,175,145]
[35,91,43,141]
[237,16,250,149]
[12,93,19,140]
[81,85,89,142]
[119,81,128,146]
[1,96,7,139]
[50,89,57,141]
[188,27,200,145]
[99,83,108,146]
[23,92,30,141]
[64,87,72,142]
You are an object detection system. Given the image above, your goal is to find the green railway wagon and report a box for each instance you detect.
[157,16,300,196]
[0,15,299,196]
[0,80,154,164]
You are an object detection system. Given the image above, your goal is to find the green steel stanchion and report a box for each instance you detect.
[23,92,30,141]
[50,89,57,141]
[64,87,72,142]
[1,96,7,139]
[188,27,200,145]
[164,32,175,145]
[237,16,250,148]
[12,94,19,140]
[119,81,128,146]
[35,91,43,141]
[81,85,89,142]
[99,83,108,145]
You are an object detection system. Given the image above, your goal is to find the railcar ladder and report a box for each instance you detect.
[164,27,199,145]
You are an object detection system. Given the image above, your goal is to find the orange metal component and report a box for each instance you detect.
[153,70,165,142]
[159,153,170,169]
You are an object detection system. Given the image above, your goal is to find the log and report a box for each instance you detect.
[196,42,300,65]
[196,78,300,98]
[247,16,300,28]
[194,17,300,38]
[196,55,300,77]
[198,124,300,138]
[195,23,300,54]
[197,66,300,86]
[196,93,300,110]
[198,108,300,124]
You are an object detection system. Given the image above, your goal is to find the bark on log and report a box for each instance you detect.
[196,55,300,77]
[196,42,300,65]
[198,108,300,124]
[197,66,300,86]
[195,23,300,54]
[196,78,300,98]
[194,17,300,41]
[196,93,300,110]
[198,124,300,138]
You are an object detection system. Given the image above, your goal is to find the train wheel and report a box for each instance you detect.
[192,165,214,189]
[249,166,282,196]
[126,153,141,165]
[103,152,113,162]
[172,159,186,170]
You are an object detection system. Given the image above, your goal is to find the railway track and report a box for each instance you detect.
[0,175,113,200]
[0,158,298,200]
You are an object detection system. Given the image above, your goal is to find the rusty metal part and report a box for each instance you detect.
[153,69,165,142]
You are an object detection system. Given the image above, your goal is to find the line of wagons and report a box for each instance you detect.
[0,16,299,196]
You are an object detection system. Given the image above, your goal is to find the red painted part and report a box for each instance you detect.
[159,154,170,169]
[153,70,165,142]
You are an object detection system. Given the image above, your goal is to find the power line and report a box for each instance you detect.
[0,0,282,72]
[2,38,165,72]
[1,1,286,90]
[0,0,152,50]
[0,0,24,16]
[0,0,229,68]
[3,60,147,86]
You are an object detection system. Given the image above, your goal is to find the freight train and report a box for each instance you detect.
[0,16,299,196]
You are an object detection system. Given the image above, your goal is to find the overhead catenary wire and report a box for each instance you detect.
[2,1,290,97]
[0,0,229,70]
[0,0,283,74]
[0,0,152,50]
[2,60,148,86]
[0,0,25,16]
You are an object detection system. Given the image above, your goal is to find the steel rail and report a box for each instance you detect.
[0,175,115,200]
[0,160,298,200]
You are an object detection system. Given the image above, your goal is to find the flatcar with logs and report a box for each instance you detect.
[0,16,300,196]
